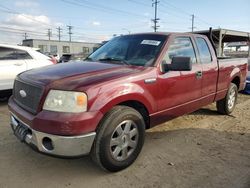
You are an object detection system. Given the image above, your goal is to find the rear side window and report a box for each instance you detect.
[196,37,212,63]
[0,47,16,60]
[15,49,32,60]
[164,37,197,64]
[0,47,32,60]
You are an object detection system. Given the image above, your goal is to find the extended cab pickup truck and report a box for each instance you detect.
[8,32,248,172]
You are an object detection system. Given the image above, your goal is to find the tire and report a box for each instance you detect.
[91,105,145,172]
[216,83,238,115]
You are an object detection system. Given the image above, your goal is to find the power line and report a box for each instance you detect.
[161,0,190,16]
[0,27,48,36]
[61,0,146,18]
[0,28,47,37]
[0,26,47,35]
[0,25,107,42]
[160,0,215,28]
[152,0,160,32]
[127,0,149,7]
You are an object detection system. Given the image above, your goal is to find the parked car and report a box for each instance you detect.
[248,57,250,70]
[8,32,248,172]
[243,71,250,94]
[42,52,59,64]
[58,54,71,63]
[0,44,54,91]
[59,53,87,63]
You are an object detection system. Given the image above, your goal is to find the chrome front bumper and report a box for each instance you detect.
[10,114,96,157]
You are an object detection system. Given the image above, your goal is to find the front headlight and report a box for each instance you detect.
[43,90,87,113]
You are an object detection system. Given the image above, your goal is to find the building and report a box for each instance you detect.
[195,28,250,57]
[22,39,101,57]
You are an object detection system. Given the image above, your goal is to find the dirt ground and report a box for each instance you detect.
[0,94,249,188]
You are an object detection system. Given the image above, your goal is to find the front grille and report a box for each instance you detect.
[13,79,44,114]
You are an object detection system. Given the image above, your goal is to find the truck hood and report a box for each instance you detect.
[19,61,146,89]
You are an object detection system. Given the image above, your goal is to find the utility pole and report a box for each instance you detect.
[57,27,62,41]
[24,32,28,40]
[47,29,52,40]
[67,25,73,42]
[152,0,160,32]
[191,14,195,32]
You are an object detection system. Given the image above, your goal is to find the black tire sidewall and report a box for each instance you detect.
[97,107,145,172]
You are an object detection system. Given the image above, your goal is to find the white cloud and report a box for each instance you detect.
[3,14,51,27]
[92,21,101,26]
[0,14,106,44]
[15,0,39,8]
[0,14,62,44]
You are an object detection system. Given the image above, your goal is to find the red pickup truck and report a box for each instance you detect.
[8,32,248,172]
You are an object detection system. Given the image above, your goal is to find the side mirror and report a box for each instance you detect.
[163,56,192,72]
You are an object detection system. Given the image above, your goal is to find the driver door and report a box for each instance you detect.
[157,36,202,117]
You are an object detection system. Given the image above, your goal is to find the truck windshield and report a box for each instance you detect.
[88,34,167,66]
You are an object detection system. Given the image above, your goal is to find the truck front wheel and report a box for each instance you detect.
[216,83,238,115]
[91,105,145,172]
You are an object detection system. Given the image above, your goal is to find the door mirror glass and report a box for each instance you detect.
[163,56,192,72]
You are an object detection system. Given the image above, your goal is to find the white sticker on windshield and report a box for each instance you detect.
[141,40,161,46]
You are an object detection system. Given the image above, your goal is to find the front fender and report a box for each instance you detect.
[88,83,156,115]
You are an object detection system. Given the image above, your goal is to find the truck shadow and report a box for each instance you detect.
[191,108,237,118]
[1,128,249,188]
[191,107,219,116]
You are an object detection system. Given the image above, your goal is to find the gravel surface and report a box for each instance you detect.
[0,94,249,188]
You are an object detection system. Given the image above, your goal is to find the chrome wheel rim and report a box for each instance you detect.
[110,120,139,161]
[228,89,236,109]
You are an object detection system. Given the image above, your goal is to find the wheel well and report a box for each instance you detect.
[119,100,150,129]
[231,76,240,89]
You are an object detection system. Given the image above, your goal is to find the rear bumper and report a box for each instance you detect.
[10,113,96,157]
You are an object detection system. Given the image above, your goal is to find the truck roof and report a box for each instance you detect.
[121,32,206,38]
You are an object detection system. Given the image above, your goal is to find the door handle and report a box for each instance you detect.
[14,62,24,66]
[196,71,202,79]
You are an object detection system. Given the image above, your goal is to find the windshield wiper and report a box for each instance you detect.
[98,57,130,65]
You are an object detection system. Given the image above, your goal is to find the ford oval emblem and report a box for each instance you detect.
[19,90,27,98]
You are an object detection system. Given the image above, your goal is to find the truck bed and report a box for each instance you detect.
[216,58,248,97]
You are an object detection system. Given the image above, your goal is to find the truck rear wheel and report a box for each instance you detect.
[216,83,238,115]
[91,105,145,172]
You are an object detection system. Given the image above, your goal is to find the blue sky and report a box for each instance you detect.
[0,0,249,44]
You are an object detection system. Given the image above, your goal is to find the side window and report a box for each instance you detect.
[0,47,16,60]
[38,45,48,53]
[63,46,70,53]
[15,49,32,60]
[164,37,197,64]
[50,45,58,54]
[196,37,212,63]
[82,47,89,54]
